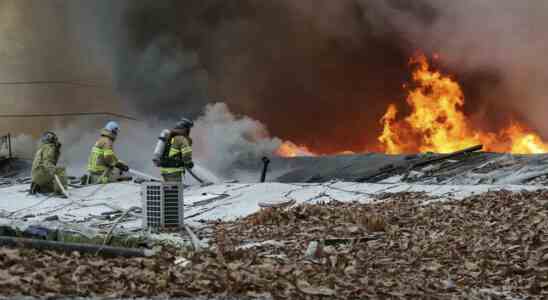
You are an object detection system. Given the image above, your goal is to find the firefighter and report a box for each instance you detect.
[160,118,194,182]
[30,131,67,195]
[86,121,129,184]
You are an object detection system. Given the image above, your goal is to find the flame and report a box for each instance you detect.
[378,104,404,154]
[276,54,548,157]
[379,54,548,154]
[276,141,315,157]
[504,123,548,154]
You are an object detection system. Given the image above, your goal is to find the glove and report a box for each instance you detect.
[115,162,129,172]
[185,161,194,169]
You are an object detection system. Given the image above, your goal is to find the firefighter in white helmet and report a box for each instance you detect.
[86,121,129,184]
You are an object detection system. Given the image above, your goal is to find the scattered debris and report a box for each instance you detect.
[174,256,192,268]
[185,225,206,252]
[1,189,547,298]
[303,240,323,260]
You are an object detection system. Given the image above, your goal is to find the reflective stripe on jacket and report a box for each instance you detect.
[87,135,119,174]
[160,135,192,174]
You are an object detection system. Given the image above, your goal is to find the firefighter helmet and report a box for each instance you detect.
[104,121,120,135]
[41,131,58,144]
[174,117,194,130]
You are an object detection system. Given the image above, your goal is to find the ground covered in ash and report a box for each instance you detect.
[1,190,548,299]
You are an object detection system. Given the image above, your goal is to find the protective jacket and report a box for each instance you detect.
[160,134,193,175]
[31,142,66,193]
[87,129,123,183]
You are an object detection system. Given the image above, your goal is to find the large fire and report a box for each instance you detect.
[379,55,548,154]
[276,54,548,156]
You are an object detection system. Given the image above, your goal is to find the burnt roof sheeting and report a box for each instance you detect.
[272,152,548,185]
[273,153,412,183]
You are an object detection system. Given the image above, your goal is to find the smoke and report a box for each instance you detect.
[78,0,413,153]
[12,102,280,182]
[72,0,211,118]
[4,0,548,163]
[192,102,282,180]
[87,0,548,153]
[366,0,548,136]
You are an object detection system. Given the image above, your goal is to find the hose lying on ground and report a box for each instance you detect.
[0,236,156,257]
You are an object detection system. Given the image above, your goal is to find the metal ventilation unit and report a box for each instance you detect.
[141,182,184,231]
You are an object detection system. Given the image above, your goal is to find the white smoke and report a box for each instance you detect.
[54,118,167,177]
[192,102,282,181]
[16,102,282,183]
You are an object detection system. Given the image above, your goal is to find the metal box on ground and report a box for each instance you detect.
[141,182,184,231]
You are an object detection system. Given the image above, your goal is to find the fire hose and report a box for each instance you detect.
[129,167,213,186]
[186,168,213,186]
[128,168,161,182]
[0,236,156,257]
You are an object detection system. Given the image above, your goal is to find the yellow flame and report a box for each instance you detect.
[275,54,548,156]
[276,141,315,157]
[379,54,548,154]
[505,123,548,154]
[378,104,402,154]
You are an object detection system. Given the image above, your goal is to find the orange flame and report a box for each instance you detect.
[504,123,548,154]
[276,141,315,157]
[378,104,404,154]
[379,55,548,154]
[276,54,548,157]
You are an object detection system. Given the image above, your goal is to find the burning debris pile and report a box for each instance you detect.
[1,190,548,299]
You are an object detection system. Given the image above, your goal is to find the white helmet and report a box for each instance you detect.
[104,121,120,135]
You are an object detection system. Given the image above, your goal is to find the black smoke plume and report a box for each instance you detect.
[14,0,543,154]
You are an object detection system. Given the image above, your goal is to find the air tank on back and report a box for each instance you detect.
[152,129,172,167]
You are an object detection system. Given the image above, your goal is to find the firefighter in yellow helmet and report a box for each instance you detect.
[86,121,129,184]
[30,131,67,195]
[159,118,194,182]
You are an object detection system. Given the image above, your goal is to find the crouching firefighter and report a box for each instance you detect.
[153,118,194,182]
[86,121,129,184]
[30,131,67,196]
